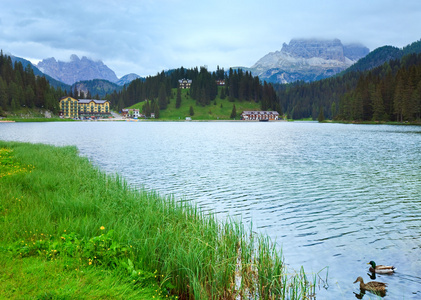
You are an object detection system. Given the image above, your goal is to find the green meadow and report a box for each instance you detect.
[0,141,314,299]
[128,88,264,121]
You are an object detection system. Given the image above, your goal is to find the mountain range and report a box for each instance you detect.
[36,54,140,86]
[11,37,419,96]
[249,38,370,83]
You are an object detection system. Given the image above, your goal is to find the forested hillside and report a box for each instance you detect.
[0,51,66,116]
[275,44,421,122]
[73,79,123,99]
[106,66,281,116]
[10,55,71,90]
[339,53,421,122]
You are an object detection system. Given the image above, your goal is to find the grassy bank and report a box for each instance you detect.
[0,141,315,299]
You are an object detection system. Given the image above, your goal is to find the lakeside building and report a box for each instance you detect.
[59,97,111,119]
[241,111,280,121]
[178,79,192,89]
[122,109,142,119]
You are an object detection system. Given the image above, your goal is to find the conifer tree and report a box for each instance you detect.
[317,106,325,122]
[371,85,386,121]
[230,104,237,119]
[394,73,405,122]
[220,87,226,99]
[153,101,160,118]
[0,78,8,110]
[143,100,151,117]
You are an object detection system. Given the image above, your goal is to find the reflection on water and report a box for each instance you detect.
[1,121,420,299]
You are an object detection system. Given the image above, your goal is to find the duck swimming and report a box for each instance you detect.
[354,276,387,295]
[368,261,396,274]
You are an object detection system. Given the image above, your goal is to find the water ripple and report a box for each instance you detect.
[1,121,421,299]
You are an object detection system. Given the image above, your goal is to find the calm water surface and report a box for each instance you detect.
[1,121,420,299]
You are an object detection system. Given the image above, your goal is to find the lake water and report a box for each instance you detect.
[1,121,420,299]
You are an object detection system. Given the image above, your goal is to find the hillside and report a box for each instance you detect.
[127,88,265,120]
[10,55,71,91]
[73,79,123,98]
[344,39,421,74]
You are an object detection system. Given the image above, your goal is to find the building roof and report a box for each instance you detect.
[178,79,192,83]
[78,99,109,104]
[59,97,109,104]
[241,111,279,115]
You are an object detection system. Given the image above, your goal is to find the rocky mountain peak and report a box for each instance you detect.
[37,54,119,85]
[250,38,369,84]
[70,54,80,61]
[281,38,346,61]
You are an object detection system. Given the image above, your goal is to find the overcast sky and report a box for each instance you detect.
[1,0,420,78]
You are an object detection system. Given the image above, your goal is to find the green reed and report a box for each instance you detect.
[0,141,316,299]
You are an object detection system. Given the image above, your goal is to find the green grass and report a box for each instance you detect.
[128,88,263,120]
[0,254,162,299]
[0,141,315,299]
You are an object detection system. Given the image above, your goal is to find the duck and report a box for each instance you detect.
[368,261,396,274]
[354,276,387,294]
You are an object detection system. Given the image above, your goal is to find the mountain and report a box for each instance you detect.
[37,54,119,85]
[72,79,123,98]
[342,46,401,74]
[117,73,141,86]
[274,38,421,121]
[250,38,369,84]
[9,55,71,90]
[343,39,421,74]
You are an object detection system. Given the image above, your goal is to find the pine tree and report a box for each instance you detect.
[143,100,151,117]
[220,87,226,99]
[25,86,35,108]
[189,105,194,116]
[0,78,8,110]
[317,106,325,122]
[230,104,237,119]
[394,72,405,122]
[371,85,386,121]
[153,101,160,118]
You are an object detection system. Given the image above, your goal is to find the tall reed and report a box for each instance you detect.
[0,141,315,299]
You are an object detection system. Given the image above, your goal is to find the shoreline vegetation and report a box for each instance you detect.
[0,141,317,299]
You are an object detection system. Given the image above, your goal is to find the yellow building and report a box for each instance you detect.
[59,97,111,119]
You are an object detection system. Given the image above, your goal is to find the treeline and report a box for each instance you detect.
[275,52,421,122]
[106,66,281,113]
[274,72,359,120]
[0,51,65,115]
[339,53,421,121]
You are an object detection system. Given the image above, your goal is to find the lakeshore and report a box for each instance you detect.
[0,140,314,299]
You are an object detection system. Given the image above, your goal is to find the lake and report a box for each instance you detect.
[1,121,420,299]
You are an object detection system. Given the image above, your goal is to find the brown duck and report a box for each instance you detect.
[354,276,387,294]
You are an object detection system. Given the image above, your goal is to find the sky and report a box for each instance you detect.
[1,0,420,78]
